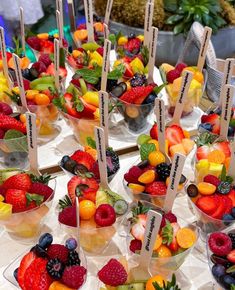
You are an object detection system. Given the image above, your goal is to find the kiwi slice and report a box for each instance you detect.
[113,199,128,215]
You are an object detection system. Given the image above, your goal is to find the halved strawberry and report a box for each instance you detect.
[80,98,97,119]
[196,196,217,215]
[168,237,179,252]
[228,189,235,207]
[123,63,134,78]
[70,150,95,170]
[120,85,153,104]
[213,141,231,158]
[67,176,99,204]
[130,222,145,240]
[227,249,235,263]
[165,124,185,146]
[18,251,36,290]
[79,188,97,203]
[223,195,233,215]
[196,145,211,160]
[40,39,54,53]
[45,63,67,78]
[150,123,158,140]
[201,113,219,125]
[210,196,225,219]
[64,93,81,118]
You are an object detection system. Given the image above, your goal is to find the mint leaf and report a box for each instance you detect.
[75,99,84,112]
[153,83,167,95]
[108,34,116,45]
[108,64,125,80]
[219,165,227,182]
[53,96,65,111]
[76,67,101,84]
[140,143,156,161]
[26,193,44,206]
[86,137,96,149]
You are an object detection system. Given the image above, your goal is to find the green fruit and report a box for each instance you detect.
[82,42,100,51]
[66,84,75,94]
[4,129,25,140]
[113,199,128,215]
[117,283,145,290]
[230,118,235,128]
[30,76,55,88]
[96,189,111,207]
[33,83,56,91]
[79,78,87,95]
[0,169,22,184]
[137,134,151,145]
[105,189,124,204]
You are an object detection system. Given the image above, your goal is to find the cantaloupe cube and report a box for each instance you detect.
[160,63,175,74]
[182,138,195,154]
[169,143,186,157]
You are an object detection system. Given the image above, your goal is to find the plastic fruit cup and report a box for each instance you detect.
[60,111,99,146]
[0,179,56,241]
[3,241,87,289]
[111,97,154,134]
[0,135,28,169]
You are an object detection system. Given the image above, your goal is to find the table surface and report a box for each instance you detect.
[0,151,219,290]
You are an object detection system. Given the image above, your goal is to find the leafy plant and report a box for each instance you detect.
[164,0,226,34]
[153,274,181,290]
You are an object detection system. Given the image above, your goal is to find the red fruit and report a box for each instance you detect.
[77,23,86,29]
[197,141,231,160]
[214,141,231,158]
[210,196,225,219]
[26,36,41,51]
[150,123,158,140]
[38,53,52,67]
[201,113,219,125]
[63,93,80,118]
[94,204,116,227]
[62,266,87,288]
[67,175,99,204]
[0,51,12,61]
[79,188,97,203]
[0,186,6,196]
[23,79,30,91]
[196,196,217,215]
[168,237,179,252]
[0,114,26,133]
[2,173,31,191]
[163,211,177,223]
[70,78,82,88]
[227,249,235,263]
[228,189,235,207]
[130,222,145,240]
[47,244,69,263]
[24,258,51,290]
[120,85,153,104]
[46,63,67,78]
[223,195,233,215]
[129,239,142,253]
[122,56,133,63]
[40,39,54,53]
[175,63,187,73]
[124,166,143,183]
[80,98,97,118]
[96,47,104,56]
[124,38,141,53]
[212,123,220,135]
[166,69,181,83]
[196,145,210,160]
[58,205,77,227]
[123,63,134,78]
[90,161,100,180]
[0,102,13,115]
[165,124,185,146]
[203,175,220,188]
[0,128,5,139]
[145,181,167,196]
[28,182,53,201]
[32,61,47,74]
[98,258,128,286]
[208,232,232,256]
[70,150,95,170]
[18,252,36,290]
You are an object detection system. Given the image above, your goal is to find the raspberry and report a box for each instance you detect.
[58,205,77,227]
[124,166,143,183]
[0,102,13,115]
[31,61,47,74]
[96,47,104,56]
[175,62,187,73]
[98,258,128,286]
[145,181,167,196]
[166,69,180,83]
[129,239,142,253]
[47,244,69,264]
[26,36,41,50]
[62,266,87,288]
[203,175,220,188]
[208,232,232,256]
[38,54,52,67]
[94,204,116,227]
[164,211,177,223]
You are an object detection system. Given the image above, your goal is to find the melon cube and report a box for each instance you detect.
[182,138,195,154]
[169,143,186,157]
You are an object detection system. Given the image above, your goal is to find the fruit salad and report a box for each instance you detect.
[207,230,235,289]
[4,233,87,289]
[160,63,204,116]
[0,103,29,168]
[60,148,120,182]
[110,74,160,133]
[199,105,235,138]
[137,123,195,158]
[0,170,55,239]
[124,201,197,275]
[58,174,128,254]
[98,256,180,290]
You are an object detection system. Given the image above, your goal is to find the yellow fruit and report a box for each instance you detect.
[196,159,209,171]
[208,163,223,177]
[49,281,76,290]
[130,57,145,74]
[93,108,100,119]
[39,124,53,135]
[146,275,166,290]
[138,170,155,184]
[89,51,103,67]
[37,33,49,40]
[79,200,96,220]
[118,36,128,46]
[113,60,122,67]
[197,182,216,195]
[169,143,186,157]
[128,183,145,194]
[26,89,39,100]
[136,34,144,42]
[12,86,20,95]
[53,33,59,38]
[153,234,162,250]
[181,138,194,154]
[20,114,26,123]
[176,227,196,249]
[83,91,99,107]
[148,151,166,166]
[156,245,172,258]
[160,63,175,74]
[193,71,204,83]
[72,50,83,58]
[0,202,12,220]
[148,139,159,151]
[0,195,4,202]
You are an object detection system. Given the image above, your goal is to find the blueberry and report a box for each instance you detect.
[61,155,70,166]
[228,126,234,137]
[22,68,32,80]
[38,233,53,249]
[223,214,234,226]
[231,207,235,218]
[199,122,212,131]
[65,238,78,251]
[212,264,226,281]
[143,93,157,104]
[221,274,235,289]
[13,268,18,282]
[34,244,48,257]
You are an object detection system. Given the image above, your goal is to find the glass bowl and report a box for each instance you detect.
[0,135,28,169]
[0,179,56,241]
[3,240,87,289]
[60,111,99,147]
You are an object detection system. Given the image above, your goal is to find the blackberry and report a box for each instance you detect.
[228,233,235,249]
[67,250,81,266]
[218,181,231,194]
[46,258,65,279]
[130,73,147,87]
[106,148,120,176]
[156,163,171,181]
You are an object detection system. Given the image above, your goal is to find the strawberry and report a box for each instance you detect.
[165,124,185,146]
[80,98,97,118]
[166,69,180,83]
[196,145,210,160]
[123,63,134,78]
[124,38,141,53]
[79,188,97,203]
[67,176,99,204]
[227,249,235,263]
[40,39,54,53]
[28,182,53,201]
[18,252,36,290]
[201,113,219,125]
[2,173,31,191]
[0,51,12,61]
[145,181,167,196]
[129,238,142,253]
[0,114,26,134]
[120,85,153,104]
[228,189,235,207]
[212,123,220,135]
[150,123,158,140]
[58,205,77,227]
[203,175,220,187]
[196,196,217,215]
[70,150,95,170]
[210,196,225,219]
[64,93,81,118]
[168,237,179,252]
[45,63,67,78]
[223,195,233,214]
[23,79,30,91]
[175,63,187,73]
[130,219,146,240]
[96,47,104,56]
[213,141,231,158]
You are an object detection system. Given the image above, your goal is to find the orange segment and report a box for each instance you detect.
[148,151,166,166]
[128,183,145,194]
[34,93,50,105]
[176,227,196,249]
[146,275,166,290]
[208,150,226,164]
[94,22,104,32]
[153,234,162,250]
[138,170,155,184]
[20,57,30,69]
[37,33,49,40]
[183,130,190,139]
[74,29,88,41]
[156,245,172,257]
[197,182,216,195]
[225,157,231,171]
